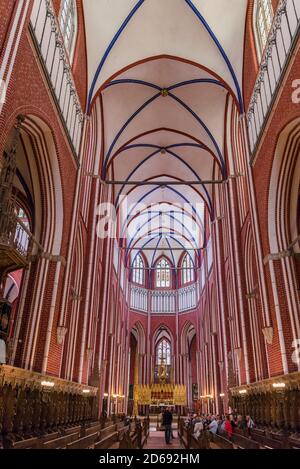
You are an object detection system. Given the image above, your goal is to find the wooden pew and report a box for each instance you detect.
[190,432,210,450]
[118,424,130,441]
[94,432,119,449]
[42,432,80,449]
[11,437,40,450]
[98,424,117,441]
[288,438,300,449]
[260,436,284,449]
[11,432,60,449]
[210,433,234,449]
[66,432,99,450]
[180,427,189,449]
[232,433,260,449]
[117,420,146,450]
[84,424,102,437]
[250,429,285,449]
[62,426,82,436]
[250,428,266,442]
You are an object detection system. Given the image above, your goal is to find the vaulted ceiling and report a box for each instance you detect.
[83,0,248,267]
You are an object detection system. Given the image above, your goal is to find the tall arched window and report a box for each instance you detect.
[254,0,273,59]
[155,258,171,288]
[132,254,144,285]
[182,254,195,285]
[156,339,171,366]
[59,0,78,60]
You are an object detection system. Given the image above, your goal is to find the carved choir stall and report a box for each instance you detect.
[0,365,99,448]
[230,372,300,433]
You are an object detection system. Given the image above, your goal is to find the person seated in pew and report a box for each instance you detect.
[224,415,233,440]
[193,418,204,439]
[237,415,247,432]
[208,416,218,435]
[246,415,255,435]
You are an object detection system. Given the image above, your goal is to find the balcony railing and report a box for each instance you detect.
[30,0,84,160]
[150,290,176,314]
[130,286,148,313]
[247,0,300,157]
[130,283,198,314]
[178,284,197,312]
[0,206,32,271]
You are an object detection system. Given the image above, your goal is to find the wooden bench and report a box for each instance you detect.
[43,432,80,449]
[98,424,117,440]
[94,432,119,449]
[178,426,189,448]
[190,433,210,450]
[66,432,99,449]
[250,428,266,442]
[84,424,101,437]
[232,433,260,449]
[288,438,300,449]
[210,433,234,449]
[62,426,82,436]
[261,437,284,449]
[118,425,130,441]
[11,437,40,449]
[11,432,60,449]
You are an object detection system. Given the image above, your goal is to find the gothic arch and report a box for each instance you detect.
[4,115,65,371]
[268,118,300,347]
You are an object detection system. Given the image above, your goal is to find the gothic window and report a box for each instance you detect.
[59,0,78,60]
[132,254,144,285]
[182,253,195,285]
[156,339,171,366]
[254,0,273,59]
[155,258,171,288]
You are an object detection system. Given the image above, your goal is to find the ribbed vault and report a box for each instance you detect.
[83,0,248,265]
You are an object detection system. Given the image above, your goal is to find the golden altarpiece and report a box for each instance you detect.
[133,362,187,413]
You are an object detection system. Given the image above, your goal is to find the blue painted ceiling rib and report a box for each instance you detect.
[103,91,225,177]
[130,233,197,268]
[105,78,226,93]
[166,237,177,270]
[122,210,205,252]
[102,91,161,178]
[104,79,161,91]
[110,142,209,173]
[115,148,162,207]
[167,92,226,177]
[150,236,163,270]
[114,146,213,211]
[123,207,205,241]
[87,0,146,113]
[88,0,243,113]
[184,0,244,112]
[120,184,207,234]
[126,211,200,259]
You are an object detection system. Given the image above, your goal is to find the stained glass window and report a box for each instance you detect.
[156,339,171,366]
[132,254,144,285]
[60,0,77,60]
[182,254,195,285]
[255,0,273,59]
[156,258,171,288]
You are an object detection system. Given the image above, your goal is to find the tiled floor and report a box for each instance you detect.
[144,429,182,450]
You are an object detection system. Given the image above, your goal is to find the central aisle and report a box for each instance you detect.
[144,428,182,450]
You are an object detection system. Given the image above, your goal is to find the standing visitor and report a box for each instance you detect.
[163,407,173,445]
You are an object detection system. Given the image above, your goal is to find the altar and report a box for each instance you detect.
[134,383,187,407]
